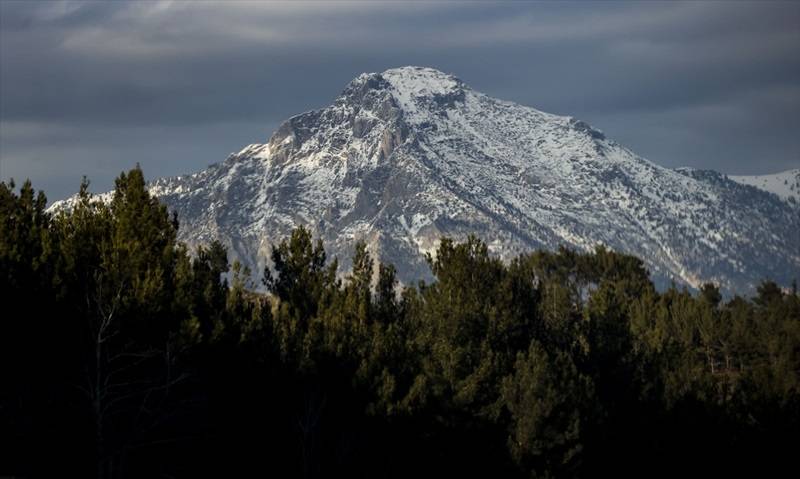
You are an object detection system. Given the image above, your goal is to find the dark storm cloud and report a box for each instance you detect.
[1,1,798,202]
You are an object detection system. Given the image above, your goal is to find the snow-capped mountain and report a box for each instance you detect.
[729,169,800,205]
[51,67,799,294]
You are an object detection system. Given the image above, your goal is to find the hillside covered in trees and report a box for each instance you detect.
[2,167,798,478]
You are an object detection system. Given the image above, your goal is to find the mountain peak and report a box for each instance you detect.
[342,66,466,116]
[52,68,800,295]
[349,66,463,91]
[380,66,464,94]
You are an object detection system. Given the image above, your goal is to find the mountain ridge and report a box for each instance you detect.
[729,169,800,205]
[50,66,800,294]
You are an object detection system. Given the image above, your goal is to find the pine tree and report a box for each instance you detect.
[501,340,592,477]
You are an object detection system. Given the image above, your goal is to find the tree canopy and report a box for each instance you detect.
[1,168,798,478]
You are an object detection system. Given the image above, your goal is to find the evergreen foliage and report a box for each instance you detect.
[1,168,798,478]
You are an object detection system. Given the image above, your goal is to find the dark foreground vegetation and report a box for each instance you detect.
[2,167,798,478]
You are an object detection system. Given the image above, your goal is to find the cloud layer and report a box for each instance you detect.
[1,0,798,201]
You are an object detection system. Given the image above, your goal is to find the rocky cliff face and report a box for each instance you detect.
[52,66,800,293]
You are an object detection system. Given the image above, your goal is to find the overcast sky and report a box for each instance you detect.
[1,0,798,202]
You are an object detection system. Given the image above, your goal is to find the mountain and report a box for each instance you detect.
[729,169,800,205]
[50,67,799,294]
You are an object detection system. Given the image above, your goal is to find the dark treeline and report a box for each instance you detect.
[1,167,798,478]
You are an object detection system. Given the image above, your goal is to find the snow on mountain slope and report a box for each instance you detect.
[49,67,800,294]
[729,169,800,205]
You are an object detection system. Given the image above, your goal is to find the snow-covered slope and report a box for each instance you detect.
[50,67,800,294]
[729,169,800,205]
